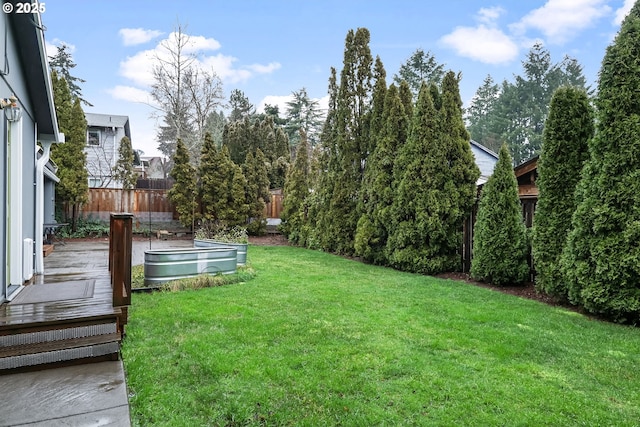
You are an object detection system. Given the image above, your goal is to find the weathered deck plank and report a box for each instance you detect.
[0,272,118,331]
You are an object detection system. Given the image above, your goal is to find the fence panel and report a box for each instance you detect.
[264,189,283,218]
[83,188,176,222]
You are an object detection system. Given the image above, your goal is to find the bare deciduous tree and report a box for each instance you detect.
[150,23,225,164]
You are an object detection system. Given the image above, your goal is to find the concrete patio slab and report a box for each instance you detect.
[0,361,130,427]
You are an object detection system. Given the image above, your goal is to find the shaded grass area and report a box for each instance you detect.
[122,245,640,426]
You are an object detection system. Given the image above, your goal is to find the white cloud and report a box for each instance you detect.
[614,0,635,25]
[476,6,505,26]
[178,33,222,53]
[440,25,519,64]
[511,0,611,44]
[117,31,280,89]
[248,62,282,74]
[257,93,329,116]
[119,28,164,46]
[106,85,156,105]
[119,49,157,87]
[257,94,293,114]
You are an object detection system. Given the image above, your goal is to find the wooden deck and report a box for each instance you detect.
[0,213,133,372]
[0,272,119,333]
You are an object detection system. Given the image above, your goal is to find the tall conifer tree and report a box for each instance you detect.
[326,28,373,255]
[387,73,479,274]
[533,87,592,299]
[199,133,230,224]
[113,136,138,190]
[355,84,409,264]
[387,83,439,273]
[281,130,311,245]
[168,138,197,228]
[471,145,529,285]
[561,2,640,322]
[243,149,270,235]
[307,68,339,250]
[50,71,88,231]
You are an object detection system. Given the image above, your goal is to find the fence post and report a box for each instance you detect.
[110,213,133,334]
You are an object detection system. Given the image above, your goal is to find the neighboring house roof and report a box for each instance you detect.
[470,140,499,185]
[9,6,61,142]
[85,113,131,137]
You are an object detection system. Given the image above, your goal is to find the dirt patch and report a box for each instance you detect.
[435,271,588,314]
[249,234,289,246]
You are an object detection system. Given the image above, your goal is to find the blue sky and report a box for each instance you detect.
[41,0,634,157]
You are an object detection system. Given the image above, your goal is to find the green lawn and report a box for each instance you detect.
[122,245,640,426]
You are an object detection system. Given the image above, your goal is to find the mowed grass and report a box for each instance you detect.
[122,245,640,426]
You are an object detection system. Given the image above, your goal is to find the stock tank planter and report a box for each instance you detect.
[144,247,237,286]
[194,239,248,266]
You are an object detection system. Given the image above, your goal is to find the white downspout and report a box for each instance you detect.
[35,138,51,274]
[7,116,23,287]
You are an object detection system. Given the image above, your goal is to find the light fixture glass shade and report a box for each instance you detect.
[5,105,21,122]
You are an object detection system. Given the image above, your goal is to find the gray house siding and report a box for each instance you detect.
[1,8,62,301]
[85,113,131,189]
[470,140,499,185]
[1,14,38,295]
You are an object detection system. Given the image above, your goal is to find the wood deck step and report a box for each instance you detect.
[0,320,121,372]
[0,342,120,371]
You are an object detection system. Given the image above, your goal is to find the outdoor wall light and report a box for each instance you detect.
[0,95,22,122]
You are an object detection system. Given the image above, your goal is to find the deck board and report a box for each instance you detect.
[0,272,119,331]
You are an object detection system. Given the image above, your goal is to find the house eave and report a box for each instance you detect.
[9,4,62,143]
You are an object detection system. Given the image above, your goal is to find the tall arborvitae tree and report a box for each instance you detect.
[113,136,138,190]
[398,80,413,121]
[389,72,480,274]
[437,72,481,266]
[386,83,439,273]
[355,55,386,234]
[243,148,270,235]
[267,124,290,189]
[366,56,387,154]
[355,84,409,264]
[199,133,231,224]
[168,138,197,228]
[281,130,311,245]
[561,2,640,323]
[471,145,529,285]
[223,163,249,228]
[307,68,339,250]
[223,116,256,165]
[532,87,592,299]
[326,27,374,255]
[387,73,479,274]
[50,71,89,231]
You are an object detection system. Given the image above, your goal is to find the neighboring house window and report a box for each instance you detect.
[87,130,101,146]
[89,177,102,187]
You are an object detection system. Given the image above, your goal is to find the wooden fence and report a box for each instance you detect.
[82,188,177,222]
[82,187,284,223]
[264,189,284,219]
